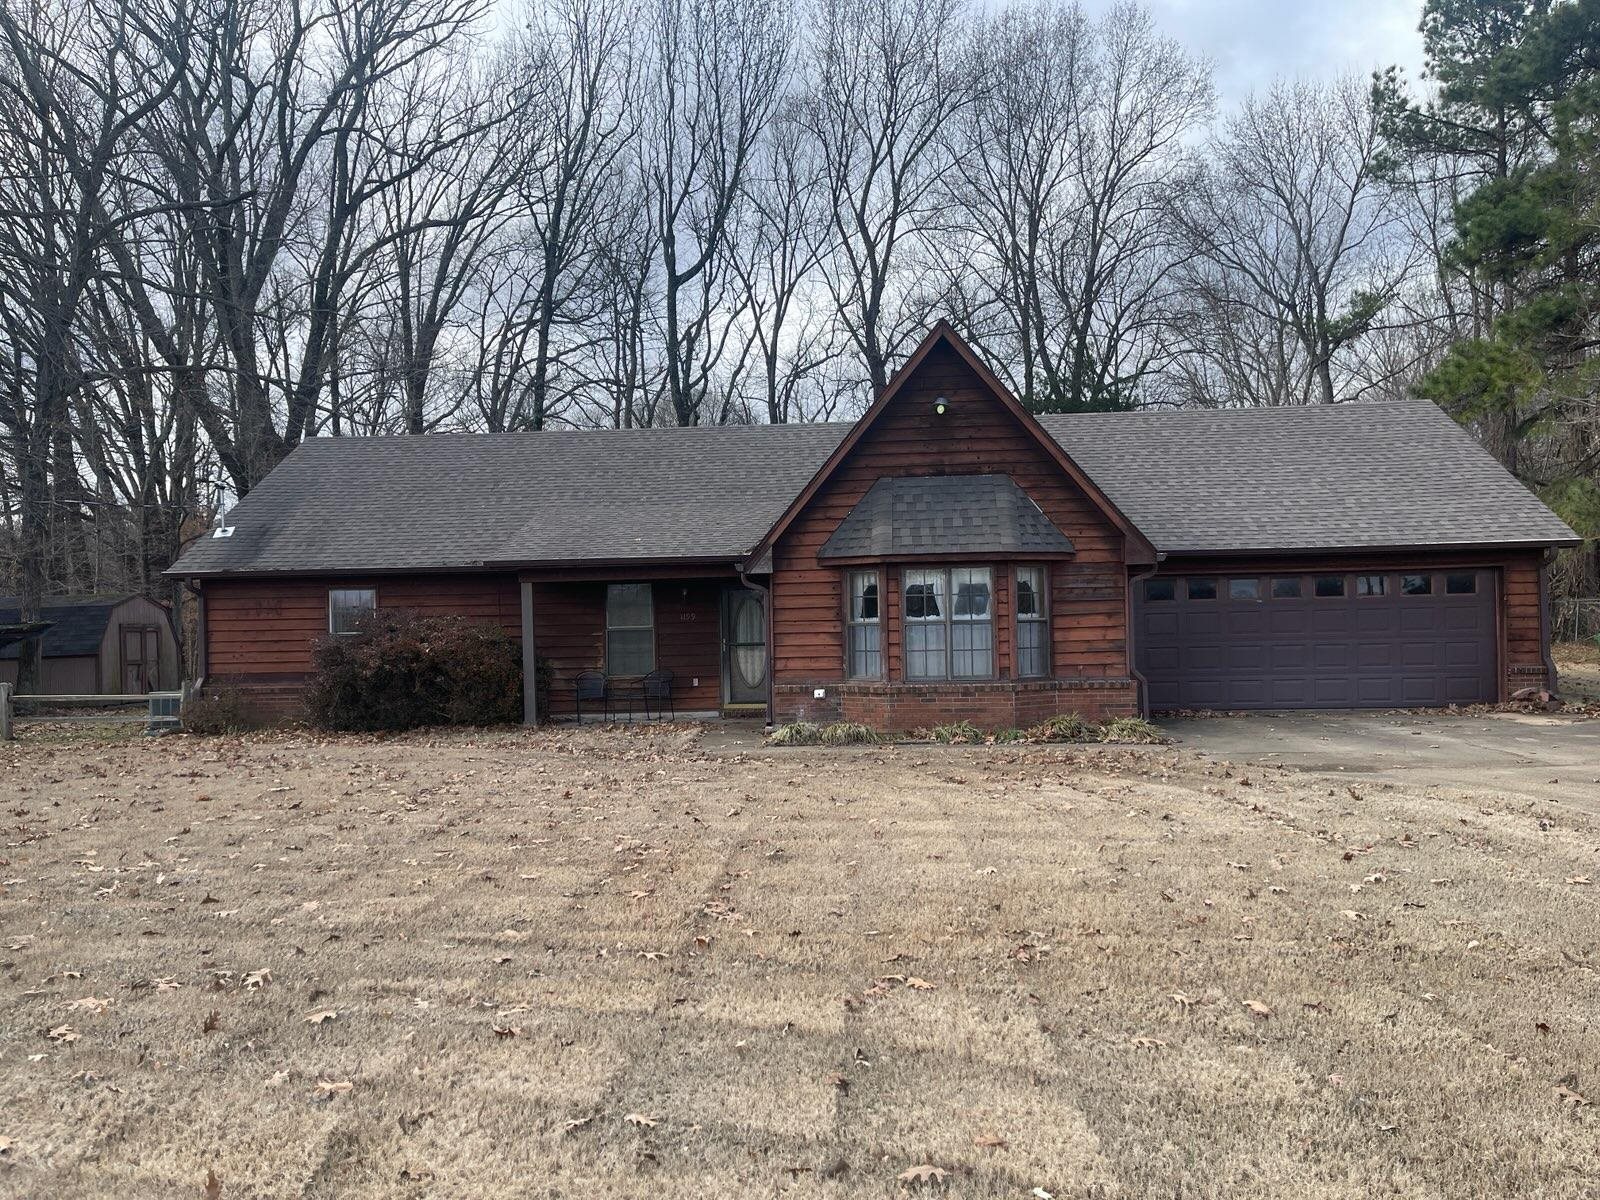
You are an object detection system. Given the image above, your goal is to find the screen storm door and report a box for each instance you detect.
[721,587,767,706]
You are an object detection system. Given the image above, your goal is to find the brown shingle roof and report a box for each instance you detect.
[167,400,1579,577]
[1039,399,1579,553]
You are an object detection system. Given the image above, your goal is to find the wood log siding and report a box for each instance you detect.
[204,576,522,678]
[532,579,724,715]
[771,341,1130,687]
[205,575,727,715]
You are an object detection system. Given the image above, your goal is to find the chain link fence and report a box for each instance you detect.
[1553,598,1600,647]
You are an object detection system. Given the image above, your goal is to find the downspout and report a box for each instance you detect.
[1539,549,1558,696]
[184,577,207,694]
[1125,553,1165,720]
[737,561,775,729]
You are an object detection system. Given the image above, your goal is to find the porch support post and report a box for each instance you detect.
[520,577,539,726]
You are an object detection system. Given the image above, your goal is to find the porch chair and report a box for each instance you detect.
[641,669,675,721]
[574,671,608,722]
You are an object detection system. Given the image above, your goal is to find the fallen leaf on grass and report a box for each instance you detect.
[265,1070,289,1088]
[303,1010,337,1025]
[204,1168,222,1199]
[1565,876,1592,886]
[243,970,271,990]
[0,1137,13,1159]
[905,977,936,991]
[563,1114,596,1133]
[972,1133,1007,1149]
[203,1010,221,1034]
[638,951,669,962]
[624,1112,659,1128]
[1031,1190,1054,1200]
[1131,1036,1167,1050]
[46,1025,78,1044]
[1170,991,1194,1010]
[1243,1000,1272,1019]
[66,996,113,1014]
[897,1164,948,1187]
[313,1078,353,1099]
[492,1025,522,1039]
[1554,1085,1589,1106]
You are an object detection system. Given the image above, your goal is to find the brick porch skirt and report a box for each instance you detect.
[772,678,1139,732]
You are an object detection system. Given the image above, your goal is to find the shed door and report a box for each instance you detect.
[1135,569,1498,711]
[121,626,160,693]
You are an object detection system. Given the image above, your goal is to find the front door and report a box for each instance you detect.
[721,587,767,707]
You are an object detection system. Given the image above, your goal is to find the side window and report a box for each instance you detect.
[1271,577,1302,599]
[845,571,882,678]
[328,588,376,635]
[1314,576,1346,598]
[1446,572,1477,595]
[1015,566,1048,678]
[1144,579,1175,602]
[1356,574,1386,596]
[1401,574,1432,595]
[1187,577,1218,600]
[1228,578,1261,601]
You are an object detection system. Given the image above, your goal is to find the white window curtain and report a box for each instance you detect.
[846,571,881,677]
[905,567,992,679]
[1015,566,1047,678]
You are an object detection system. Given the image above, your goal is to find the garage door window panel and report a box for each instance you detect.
[1187,578,1218,600]
[1272,577,1303,599]
[1356,575,1387,596]
[1446,573,1477,594]
[1401,575,1432,595]
[1229,578,1262,601]
[1314,576,1346,598]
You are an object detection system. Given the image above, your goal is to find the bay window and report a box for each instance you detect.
[905,566,993,679]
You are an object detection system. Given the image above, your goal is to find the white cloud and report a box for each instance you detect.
[1101,0,1426,103]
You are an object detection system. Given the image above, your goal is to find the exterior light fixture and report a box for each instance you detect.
[933,395,950,415]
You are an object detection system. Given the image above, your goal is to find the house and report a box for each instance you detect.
[0,595,181,694]
[166,324,1580,728]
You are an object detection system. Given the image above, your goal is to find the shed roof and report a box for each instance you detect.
[167,398,1579,578]
[0,596,127,658]
[818,474,1075,559]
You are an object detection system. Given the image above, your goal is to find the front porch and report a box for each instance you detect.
[520,568,769,726]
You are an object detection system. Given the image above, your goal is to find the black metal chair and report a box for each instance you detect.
[641,670,674,721]
[574,671,608,722]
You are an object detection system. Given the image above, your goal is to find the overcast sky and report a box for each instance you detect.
[1102,0,1428,104]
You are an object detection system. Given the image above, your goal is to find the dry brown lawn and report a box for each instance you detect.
[1556,642,1600,705]
[1,722,1597,1199]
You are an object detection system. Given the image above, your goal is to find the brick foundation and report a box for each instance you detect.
[773,678,1139,732]
[198,676,309,726]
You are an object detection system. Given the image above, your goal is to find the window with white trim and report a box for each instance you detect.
[905,566,993,679]
[1014,566,1048,678]
[605,583,655,675]
[846,571,882,678]
[328,588,376,635]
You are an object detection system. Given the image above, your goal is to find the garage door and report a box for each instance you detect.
[1135,569,1498,711]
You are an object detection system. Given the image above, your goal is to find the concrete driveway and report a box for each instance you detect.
[1161,710,1600,809]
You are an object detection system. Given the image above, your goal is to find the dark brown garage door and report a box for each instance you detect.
[1135,569,1498,711]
